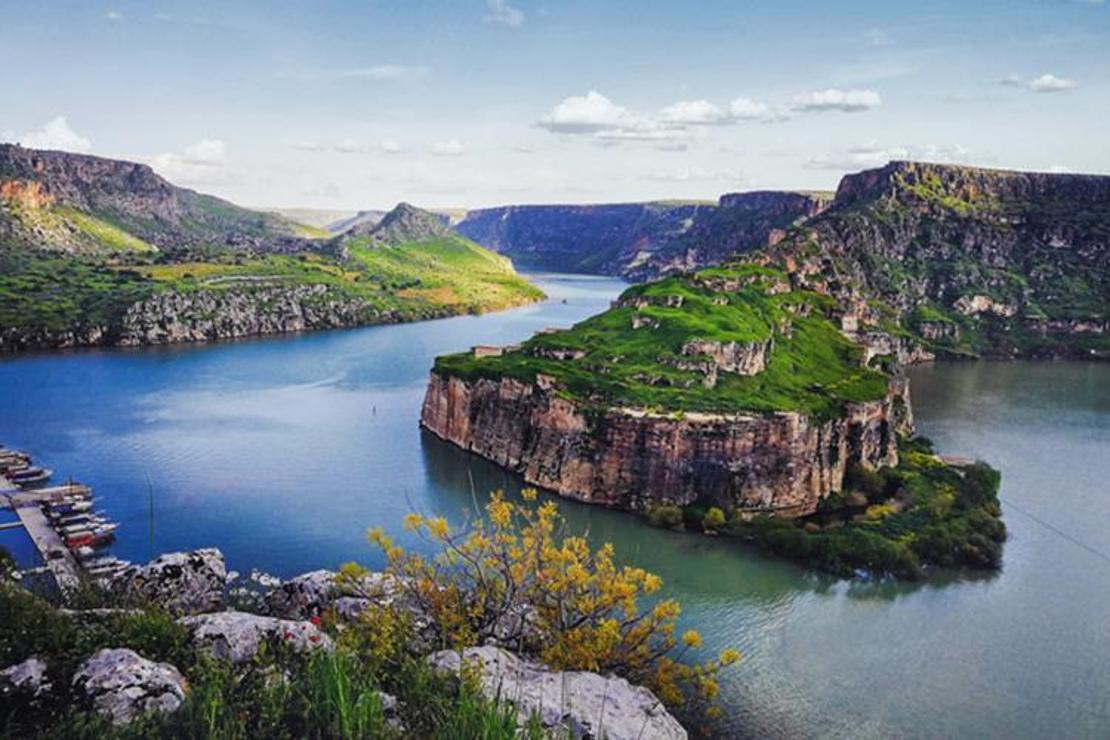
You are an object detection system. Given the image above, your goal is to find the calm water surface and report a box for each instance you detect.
[1,273,1107,738]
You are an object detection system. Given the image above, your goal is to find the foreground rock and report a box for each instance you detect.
[179,611,333,664]
[265,569,407,621]
[1,656,51,697]
[428,646,686,740]
[72,648,187,726]
[114,549,226,616]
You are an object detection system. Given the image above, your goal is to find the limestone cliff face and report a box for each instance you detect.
[420,372,911,516]
[0,285,454,352]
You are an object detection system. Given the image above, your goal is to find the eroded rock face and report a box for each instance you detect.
[1,657,51,697]
[428,647,686,740]
[73,648,187,726]
[421,373,911,516]
[114,549,226,616]
[179,611,333,664]
[264,569,337,620]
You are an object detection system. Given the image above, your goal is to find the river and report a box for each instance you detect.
[0,273,1107,738]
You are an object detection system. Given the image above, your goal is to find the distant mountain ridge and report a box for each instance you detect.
[454,193,830,279]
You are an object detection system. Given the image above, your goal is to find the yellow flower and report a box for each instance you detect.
[521,487,538,501]
[427,517,450,539]
[719,648,741,665]
[403,512,424,531]
[682,630,703,649]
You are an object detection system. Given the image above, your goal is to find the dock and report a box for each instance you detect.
[0,473,100,591]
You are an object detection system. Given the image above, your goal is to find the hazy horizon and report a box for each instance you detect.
[2,0,1107,210]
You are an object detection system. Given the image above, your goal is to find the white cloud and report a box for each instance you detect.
[998,73,1024,86]
[17,116,92,153]
[292,140,325,151]
[485,0,523,27]
[793,88,882,112]
[1047,164,1071,173]
[643,167,745,183]
[658,99,728,125]
[805,142,969,171]
[380,139,403,154]
[728,96,789,122]
[1,129,15,143]
[105,10,121,21]
[538,91,637,133]
[1028,73,1077,92]
[151,138,230,185]
[430,139,465,156]
[301,65,428,82]
[865,28,894,46]
[333,139,362,153]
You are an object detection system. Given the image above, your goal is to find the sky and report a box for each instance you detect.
[1,0,1107,210]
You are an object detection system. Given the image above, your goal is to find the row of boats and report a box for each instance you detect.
[0,448,53,488]
[2,444,132,582]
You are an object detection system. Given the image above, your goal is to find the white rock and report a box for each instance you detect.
[114,548,226,616]
[428,646,686,740]
[1,656,51,697]
[179,610,333,664]
[73,648,187,726]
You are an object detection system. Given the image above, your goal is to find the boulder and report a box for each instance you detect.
[265,569,406,621]
[179,610,333,664]
[73,648,187,726]
[114,549,226,616]
[1,656,51,697]
[427,647,686,740]
[264,569,336,619]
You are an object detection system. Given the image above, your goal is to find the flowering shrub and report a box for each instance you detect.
[367,489,740,716]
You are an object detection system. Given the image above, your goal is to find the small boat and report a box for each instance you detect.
[11,467,52,486]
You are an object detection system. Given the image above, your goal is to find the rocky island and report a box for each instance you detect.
[419,159,1110,577]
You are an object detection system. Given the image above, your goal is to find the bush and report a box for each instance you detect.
[369,489,740,715]
[702,507,726,533]
[645,503,684,530]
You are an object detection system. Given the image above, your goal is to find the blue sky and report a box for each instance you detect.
[1,0,1107,209]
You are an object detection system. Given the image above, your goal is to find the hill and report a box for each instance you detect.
[0,147,543,351]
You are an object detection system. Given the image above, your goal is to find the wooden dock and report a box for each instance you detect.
[0,478,87,590]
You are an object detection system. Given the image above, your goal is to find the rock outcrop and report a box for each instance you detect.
[113,549,226,616]
[421,372,910,516]
[179,611,333,664]
[428,647,686,740]
[1,657,51,698]
[73,648,187,725]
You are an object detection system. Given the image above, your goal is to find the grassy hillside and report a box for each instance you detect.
[436,263,889,420]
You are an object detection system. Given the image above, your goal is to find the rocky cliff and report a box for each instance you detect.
[455,192,829,280]
[424,265,912,516]
[753,161,1110,358]
[422,372,909,515]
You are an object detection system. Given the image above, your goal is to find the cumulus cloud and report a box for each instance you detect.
[793,88,882,112]
[16,116,92,153]
[658,99,728,125]
[380,139,403,154]
[1028,73,1077,92]
[537,91,637,133]
[485,0,523,27]
[805,142,969,171]
[151,138,230,185]
[430,139,465,156]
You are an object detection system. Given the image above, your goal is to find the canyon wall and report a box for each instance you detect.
[420,371,911,516]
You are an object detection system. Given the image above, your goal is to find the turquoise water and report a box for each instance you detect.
[0,274,1107,737]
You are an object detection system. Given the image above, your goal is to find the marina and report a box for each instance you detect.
[0,446,129,589]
